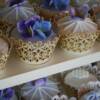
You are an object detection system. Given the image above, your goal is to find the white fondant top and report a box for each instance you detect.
[58,17,97,33]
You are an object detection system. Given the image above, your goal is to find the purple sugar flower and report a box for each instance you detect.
[17,16,52,40]
[34,78,47,86]
[0,88,14,100]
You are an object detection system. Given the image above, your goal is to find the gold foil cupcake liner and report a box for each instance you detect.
[59,31,99,52]
[0,34,12,72]
[0,20,14,37]
[12,36,59,64]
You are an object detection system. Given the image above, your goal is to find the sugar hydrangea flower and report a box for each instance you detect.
[17,16,53,41]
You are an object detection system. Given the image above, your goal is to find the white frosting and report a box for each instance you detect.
[21,79,59,100]
[64,69,97,89]
[66,69,89,80]
[0,38,8,54]
[58,17,97,33]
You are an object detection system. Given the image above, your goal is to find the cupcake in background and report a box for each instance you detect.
[60,68,97,98]
[0,88,17,100]
[20,78,59,100]
[58,1,99,53]
[78,81,100,100]
[88,0,100,41]
[12,15,59,64]
[1,0,35,25]
[35,0,70,27]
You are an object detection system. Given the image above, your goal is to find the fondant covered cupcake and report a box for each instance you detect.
[1,0,35,25]
[58,2,99,52]
[35,0,70,26]
[13,16,59,64]
[0,88,17,100]
[60,69,97,98]
[20,78,59,100]
[0,35,12,73]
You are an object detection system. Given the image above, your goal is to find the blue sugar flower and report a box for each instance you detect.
[44,0,70,10]
[17,16,52,40]
[0,88,14,100]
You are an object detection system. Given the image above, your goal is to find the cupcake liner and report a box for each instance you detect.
[59,31,99,52]
[0,20,15,37]
[0,34,12,73]
[12,35,59,64]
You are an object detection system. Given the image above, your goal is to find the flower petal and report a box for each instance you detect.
[17,20,26,33]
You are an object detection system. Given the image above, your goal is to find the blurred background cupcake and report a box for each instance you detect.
[12,15,59,64]
[0,35,12,74]
[0,88,18,100]
[88,0,100,41]
[1,0,35,26]
[58,1,99,53]
[34,0,70,27]
[20,78,59,100]
[78,81,100,100]
[58,68,97,99]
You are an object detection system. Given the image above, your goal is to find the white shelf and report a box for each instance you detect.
[0,42,100,90]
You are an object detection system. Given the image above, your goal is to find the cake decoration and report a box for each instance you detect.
[0,88,17,100]
[2,0,35,24]
[43,0,70,11]
[51,93,68,100]
[17,16,53,41]
[81,90,100,100]
[21,78,59,100]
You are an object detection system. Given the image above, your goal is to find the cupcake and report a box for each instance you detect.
[35,0,70,26]
[20,78,59,100]
[0,88,18,100]
[0,35,12,73]
[88,1,100,41]
[1,0,35,25]
[12,15,59,64]
[78,80,100,99]
[58,3,99,52]
[61,69,97,98]
[64,69,97,89]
